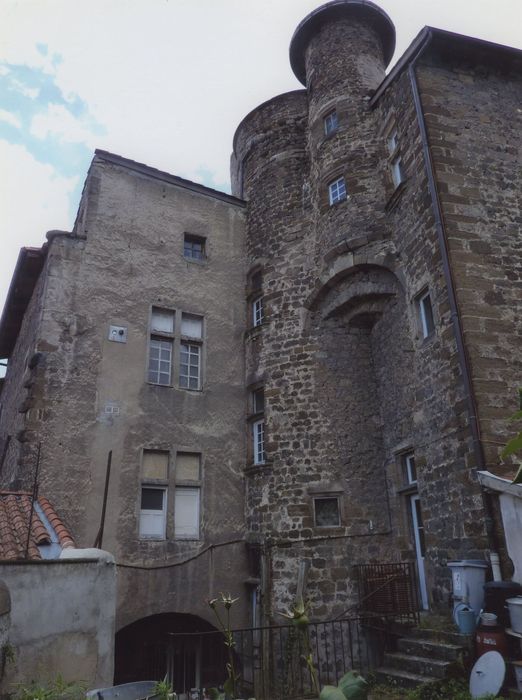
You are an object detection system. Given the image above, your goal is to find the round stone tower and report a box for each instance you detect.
[290,0,395,251]
[232,2,409,623]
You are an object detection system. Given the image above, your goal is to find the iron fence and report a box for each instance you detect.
[167,616,394,699]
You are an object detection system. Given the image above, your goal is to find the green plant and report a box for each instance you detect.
[320,670,369,700]
[279,594,320,698]
[13,675,87,700]
[207,592,243,700]
[152,677,176,700]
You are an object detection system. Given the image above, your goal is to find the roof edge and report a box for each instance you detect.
[94,149,245,207]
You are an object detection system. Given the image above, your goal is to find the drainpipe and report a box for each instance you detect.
[407,34,498,557]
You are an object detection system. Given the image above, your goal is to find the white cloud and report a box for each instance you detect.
[0,140,78,318]
[30,103,98,147]
[0,109,21,129]
[10,78,39,99]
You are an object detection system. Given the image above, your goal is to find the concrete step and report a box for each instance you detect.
[382,651,452,679]
[375,666,438,689]
[397,636,466,661]
[408,626,474,647]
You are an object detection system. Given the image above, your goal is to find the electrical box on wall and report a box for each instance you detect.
[108,325,128,343]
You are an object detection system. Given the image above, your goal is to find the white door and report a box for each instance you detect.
[410,493,429,610]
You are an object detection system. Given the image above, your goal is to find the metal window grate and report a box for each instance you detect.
[354,562,420,624]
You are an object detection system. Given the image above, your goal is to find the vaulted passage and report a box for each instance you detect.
[114,613,227,696]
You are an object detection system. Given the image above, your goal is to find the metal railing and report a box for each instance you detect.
[166,615,393,699]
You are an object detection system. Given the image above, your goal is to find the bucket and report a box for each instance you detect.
[513,661,522,692]
[480,612,498,627]
[484,581,522,627]
[457,608,477,635]
[507,596,522,634]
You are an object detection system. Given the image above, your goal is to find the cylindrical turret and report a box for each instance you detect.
[290,1,396,252]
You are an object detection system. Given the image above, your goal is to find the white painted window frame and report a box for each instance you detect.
[418,291,435,339]
[253,296,264,327]
[253,419,265,465]
[324,110,338,136]
[139,486,167,539]
[328,177,347,206]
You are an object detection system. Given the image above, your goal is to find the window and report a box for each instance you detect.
[147,308,203,389]
[179,313,203,390]
[175,453,201,539]
[148,308,175,385]
[139,450,169,539]
[253,296,264,327]
[324,110,338,136]
[403,452,417,484]
[252,387,264,414]
[250,387,265,465]
[386,128,405,189]
[328,177,347,206]
[314,497,341,527]
[418,291,435,339]
[184,234,205,260]
[390,156,405,189]
[139,487,167,538]
[387,130,398,155]
[253,419,265,465]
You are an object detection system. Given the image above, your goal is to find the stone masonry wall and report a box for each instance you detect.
[417,49,522,472]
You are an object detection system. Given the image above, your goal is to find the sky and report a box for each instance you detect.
[1,0,521,329]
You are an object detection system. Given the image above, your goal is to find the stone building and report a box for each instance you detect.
[0,0,521,689]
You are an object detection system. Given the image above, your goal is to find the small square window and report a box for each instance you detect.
[139,486,166,539]
[253,297,264,327]
[151,308,174,335]
[176,452,201,482]
[418,291,435,339]
[328,177,347,206]
[324,110,338,136]
[181,313,203,339]
[142,450,169,481]
[314,497,341,527]
[184,234,206,260]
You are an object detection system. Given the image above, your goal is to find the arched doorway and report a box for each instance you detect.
[114,613,228,698]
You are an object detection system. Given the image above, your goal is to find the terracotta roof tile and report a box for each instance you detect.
[0,491,75,560]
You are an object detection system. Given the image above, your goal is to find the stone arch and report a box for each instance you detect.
[114,612,227,693]
[304,259,415,535]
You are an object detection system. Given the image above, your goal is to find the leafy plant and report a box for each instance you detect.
[152,677,176,700]
[320,670,369,700]
[13,675,87,700]
[207,592,244,700]
[278,593,320,698]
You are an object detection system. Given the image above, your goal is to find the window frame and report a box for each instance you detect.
[174,452,202,541]
[313,495,341,528]
[174,485,201,540]
[252,418,265,465]
[148,308,175,387]
[403,452,417,485]
[252,296,264,328]
[139,485,167,540]
[417,291,435,339]
[328,177,347,206]
[183,233,206,261]
[323,110,338,137]
[147,307,204,390]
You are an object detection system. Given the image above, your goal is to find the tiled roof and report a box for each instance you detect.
[0,491,75,560]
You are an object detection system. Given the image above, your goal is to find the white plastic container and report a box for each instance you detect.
[448,560,489,615]
[507,596,522,634]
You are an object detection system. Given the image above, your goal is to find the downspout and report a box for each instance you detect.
[407,34,498,557]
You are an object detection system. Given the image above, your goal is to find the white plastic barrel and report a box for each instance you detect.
[448,560,489,615]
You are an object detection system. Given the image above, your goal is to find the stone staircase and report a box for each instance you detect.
[376,626,473,688]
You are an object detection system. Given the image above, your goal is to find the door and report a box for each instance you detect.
[410,493,429,610]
